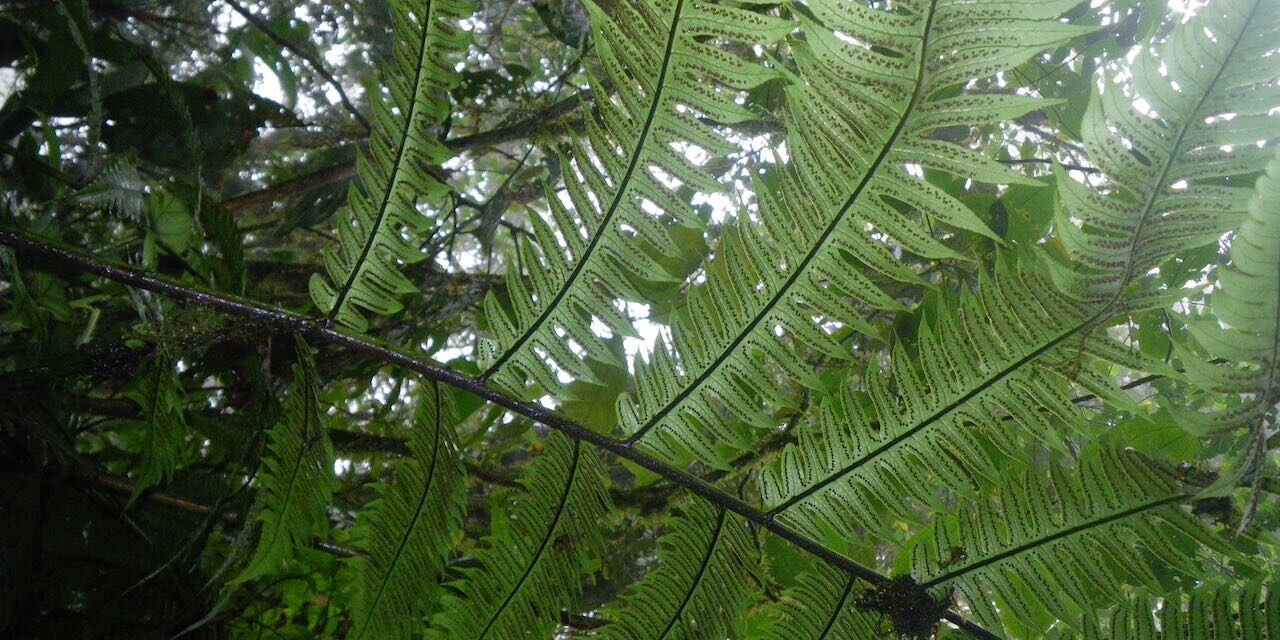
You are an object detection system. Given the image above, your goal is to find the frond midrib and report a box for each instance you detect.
[477,441,582,639]
[769,1,1264,515]
[919,492,1188,589]
[257,379,322,562]
[655,507,728,639]
[480,0,688,380]
[625,0,941,445]
[329,0,437,323]
[356,383,444,640]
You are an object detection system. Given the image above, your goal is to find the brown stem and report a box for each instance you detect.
[75,468,360,558]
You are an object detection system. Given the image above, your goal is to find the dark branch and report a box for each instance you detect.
[996,157,1100,174]
[222,0,371,131]
[446,91,587,152]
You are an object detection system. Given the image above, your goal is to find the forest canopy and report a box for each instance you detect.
[1,0,1279,638]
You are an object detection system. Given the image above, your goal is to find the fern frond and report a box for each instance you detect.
[1077,581,1280,639]
[124,351,188,500]
[350,381,466,640]
[72,158,147,219]
[620,0,1091,467]
[594,499,757,639]
[903,447,1244,634]
[755,565,884,640]
[476,0,791,396]
[237,337,334,582]
[309,0,471,331]
[1053,0,1280,301]
[1175,147,1280,524]
[428,432,611,639]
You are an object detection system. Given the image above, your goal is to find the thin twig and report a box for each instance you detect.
[997,157,1100,174]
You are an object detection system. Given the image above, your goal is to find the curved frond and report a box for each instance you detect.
[756,566,885,640]
[350,382,467,640]
[428,432,612,639]
[1053,0,1280,301]
[309,0,471,331]
[124,350,189,500]
[904,447,1244,634]
[594,499,757,639]
[237,337,334,583]
[1177,146,1280,520]
[621,0,1090,467]
[1188,147,1280,386]
[477,0,791,395]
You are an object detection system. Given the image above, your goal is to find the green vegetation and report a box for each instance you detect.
[1,0,1278,637]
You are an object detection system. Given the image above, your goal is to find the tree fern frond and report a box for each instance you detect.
[350,381,466,640]
[1053,0,1280,301]
[309,0,471,331]
[904,447,1245,634]
[1077,581,1280,640]
[620,0,1092,468]
[755,565,885,640]
[594,499,757,639]
[760,256,1099,538]
[428,432,611,639]
[236,337,334,583]
[476,0,791,396]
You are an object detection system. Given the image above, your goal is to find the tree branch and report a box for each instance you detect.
[0,229,1001,640]
[220,161,357,214]
[217,92,586,216]
[74,468,360,558]
[446,91,587,152]
[222,0,371,132]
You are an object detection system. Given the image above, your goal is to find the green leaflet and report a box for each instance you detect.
[71,158,147,219]
[620,0,1090,469]
[594,500,757,639]
[237,337,334,583]
[1052,0,1280,301]
[476,0,790,396]
[427,432,611,639]
[309,0,471,332]
[350,381,467,640]
[902,448,1243,635]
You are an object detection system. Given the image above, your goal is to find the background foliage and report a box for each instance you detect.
[1,0,1278,638]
